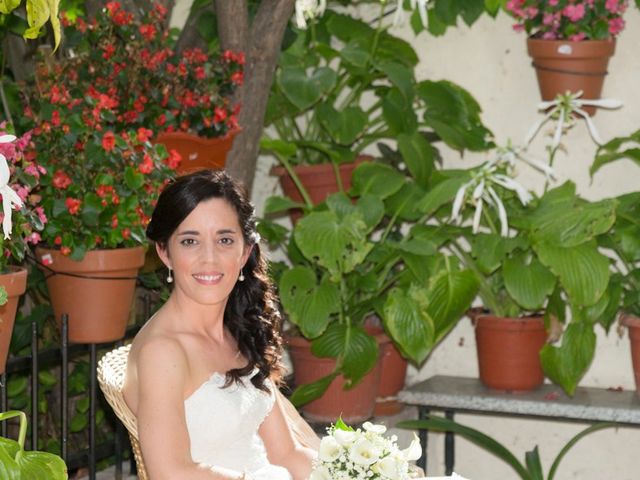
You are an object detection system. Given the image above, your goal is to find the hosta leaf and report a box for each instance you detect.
[17,451,67,479]
[397,132,435,186]
[279,266,340,339]
[350,162,405,199]
[503,253,556,311]
[534,240,609,307]
[540,322,596,396]
[278,66,337,111]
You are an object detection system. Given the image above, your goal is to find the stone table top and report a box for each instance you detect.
[399,375,640,425]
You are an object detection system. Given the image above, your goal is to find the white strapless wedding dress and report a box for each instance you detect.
[184,368,293,480]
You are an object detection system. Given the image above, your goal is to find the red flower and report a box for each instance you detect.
[166,149,182,170]
[137,128,153,143]
[60,246,71,256]
[65,197,81,215]
[139,24,156,41]
[231,71,244,86]
[103,44,116,60]
[139,153,154,174]
[102,131,116,151]
[51,110,61,127]
[54,236,62,245]
[213,107,227,124]
[122,228,131,240]
[53,170,72,189]
[111,215,118,228]
[105,1,121,16]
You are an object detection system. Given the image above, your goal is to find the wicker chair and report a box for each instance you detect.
[97,344,149,480]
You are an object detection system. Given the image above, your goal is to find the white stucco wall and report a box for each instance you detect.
[172,3,640,478]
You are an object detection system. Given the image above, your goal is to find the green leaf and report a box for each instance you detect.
[471,234,526,275]
[540,322,596,396]
[279,266,340,339]
[260,138,297,160]
[278,66,337,111]
[0,442,20,480]
[350,162,405,199]
[264,195,304,214]
[316,104,367,146]
[525,446,545,480]
[397,132,435,186]
[290,373,338,407]
[123,166,144,190]
[70,413,87,432]
[504,253,556,311]
[416,172,470,215]
[0,0,21,14]
[382,87,418,135]
[534,240,609,307]
[377,62,415,102]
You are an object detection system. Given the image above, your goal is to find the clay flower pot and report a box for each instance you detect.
[0,267,28,373]
[37,247,145,344]
[155,131,236,175]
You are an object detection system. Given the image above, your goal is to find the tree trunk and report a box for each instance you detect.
[216,0,294,192]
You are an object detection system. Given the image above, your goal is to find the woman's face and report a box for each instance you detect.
[157,197,251,307]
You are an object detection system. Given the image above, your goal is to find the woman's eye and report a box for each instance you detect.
[180,238,197,246]
[219,237,234,246]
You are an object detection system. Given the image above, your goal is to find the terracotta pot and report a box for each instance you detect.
[473,314,547,392]
[154,131,236,175]
[287,331,385,423]
[527,38,616,116]
[374,337,408,416]
[36,247,145,344]
[271,157,369,224]
[621,314,640,399]
[0,267,27,373]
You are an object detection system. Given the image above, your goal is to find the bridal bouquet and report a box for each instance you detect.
[310,419,422,480]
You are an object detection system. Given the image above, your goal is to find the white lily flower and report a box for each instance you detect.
[375,455,403,479]
[411,0,429,26]
[294,0,327,29]
[526,91,622,149]
[472,179,485,200]
[401,433,423,461]
[486,186,508,237]
[451,180,470,223]
[333,428,357,446]
[0,134,24,240]
[472,196,483,233]
[362,422,387,435]
[492,174,533,205]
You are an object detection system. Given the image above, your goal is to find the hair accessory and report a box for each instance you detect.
[238,270,245,282]
[166,268,173,284]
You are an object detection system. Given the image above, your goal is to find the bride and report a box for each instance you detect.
[122,170,317,479]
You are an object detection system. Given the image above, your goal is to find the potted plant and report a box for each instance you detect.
[0,128,46,371]
[22,58,178,342]
[505,0,631,114]
[45,2,244,174]
[262,159,481,422]
[412,142,618,395]
[590,127,640,397]
[262,6,492,220]
[0,410,67,478]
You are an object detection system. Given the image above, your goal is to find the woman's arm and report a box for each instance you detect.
[259,388,317,480]
[134,337,246,480]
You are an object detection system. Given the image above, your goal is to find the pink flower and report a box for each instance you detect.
[35,206,47,225]
[609,17,625,35]
[512,23,525,32]
[24,164,41,178]
[605,0,621,13]
[543,13,555,26]
[542,31,558,40]
[15,186,29,202]
[549,0,559,5]
[563,4,585,22]
[26,232,41,244]
[569,33,587,41]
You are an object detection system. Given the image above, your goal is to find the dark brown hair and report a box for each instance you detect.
[146,169,283,391]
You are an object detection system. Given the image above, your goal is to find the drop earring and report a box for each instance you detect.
[166,268,173,284]
[238,270,245,282]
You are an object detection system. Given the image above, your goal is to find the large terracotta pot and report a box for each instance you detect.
[287,331,386,423]
[621,314,640,399]
[473,313,547,392]
[154,131,236,175]
[527,38,616,116]
[271,157,369,224]
[0,267,27,373]
[374,336,408,416]
[36,247,145,344]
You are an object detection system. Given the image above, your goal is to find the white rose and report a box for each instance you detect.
[309,465,332,480]
[318,435,341,462]
[349,438,381,466]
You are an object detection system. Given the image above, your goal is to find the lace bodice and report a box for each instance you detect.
[184,369,292,479]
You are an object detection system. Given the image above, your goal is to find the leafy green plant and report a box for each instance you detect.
[264,163,479,406]
[590,128,640,317]
[0,410,67,479]
[399,415,617,480]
